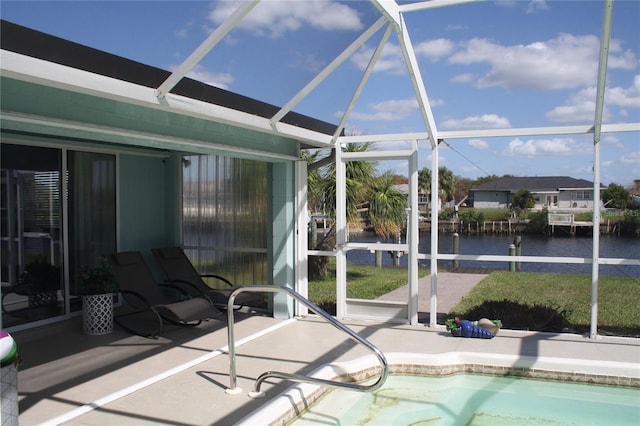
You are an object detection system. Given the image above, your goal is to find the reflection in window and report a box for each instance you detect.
[182,155,267,285]
[1,144,63,326]
[67,151,116,298]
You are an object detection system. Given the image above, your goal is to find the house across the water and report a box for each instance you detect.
[470,176,604,211]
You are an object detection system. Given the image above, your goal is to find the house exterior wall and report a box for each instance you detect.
[529,192,555,210]
[269,162,296,319]
[1,73,304,329]
[472,191,511,209]
[118,154,178,253]
[472,188,597,210]
[558,190,596,209]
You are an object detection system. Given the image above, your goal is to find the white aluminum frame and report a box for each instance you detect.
[337,142,420,324]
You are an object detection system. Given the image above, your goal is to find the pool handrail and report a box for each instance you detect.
[225,285,389,398]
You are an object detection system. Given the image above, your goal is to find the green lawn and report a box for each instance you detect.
[449,271,640,336]
[308,263,429,304]
[308,264,640,337]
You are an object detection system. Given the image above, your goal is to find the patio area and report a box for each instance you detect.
[12,306,640,425]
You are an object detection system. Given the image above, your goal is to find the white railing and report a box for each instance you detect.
[225,285,388,398]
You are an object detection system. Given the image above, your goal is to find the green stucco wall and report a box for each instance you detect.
[1,77,300,160]
[269,162,295,319]
[118,153,179,253]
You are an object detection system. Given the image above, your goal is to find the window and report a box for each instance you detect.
[1,144,63,325]
[576,191,590,200]
[182,155,267,285]
[67,151,116,298]
[1,144,117,328]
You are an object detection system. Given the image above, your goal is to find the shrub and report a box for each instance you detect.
[439,208,454,220]
[621,210,640,236]
[454,299,568,332]
[459,209,485,223]
[526,207,548,234]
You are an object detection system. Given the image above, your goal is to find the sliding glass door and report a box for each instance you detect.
[1,144,63,327]
[1,143,116,329]
[67,151,116,304]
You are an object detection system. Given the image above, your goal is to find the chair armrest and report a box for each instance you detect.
[200,274,234,287]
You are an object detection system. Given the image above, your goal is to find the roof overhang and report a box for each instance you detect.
[1,48,335,150]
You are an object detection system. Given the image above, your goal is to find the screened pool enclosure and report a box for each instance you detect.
[1,0,638,337]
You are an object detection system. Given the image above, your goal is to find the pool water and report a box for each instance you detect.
[290,374,640,425]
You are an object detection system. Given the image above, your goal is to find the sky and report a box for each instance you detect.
[2,0,639,187]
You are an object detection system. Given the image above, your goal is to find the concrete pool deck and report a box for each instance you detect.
[13,307,640,425]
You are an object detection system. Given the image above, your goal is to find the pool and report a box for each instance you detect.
[237,352,640,426]
[290,374,640,425]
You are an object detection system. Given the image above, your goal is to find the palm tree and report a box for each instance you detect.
[306,143,376,278]
[512,189,535,211]
[418,167,431,196]
[417,166,456,207]
[301,150,323,213]
[438,166,456,203]
[321,143,376,226]
[368,173,407,240]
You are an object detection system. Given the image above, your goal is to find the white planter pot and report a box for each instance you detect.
[1,363,18,426]
[82,293,113,335]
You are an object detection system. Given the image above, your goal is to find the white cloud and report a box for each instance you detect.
[468,139,489,149]
[352,39,455,74]
[290,53,326,74]
[494,1,518,8]
[501,137,590,157]
[413,39,456,63]
[606,75,640,109]
[175,28,188,39]
[451,73,475,83]
[546,76,639,124]
[546,87,599,123]
[603,134,625,150]
[445,24,467,31]
[620,151,640,165]
[440,114,511,130]
[347,98,419,121]
[450,34,600,90]
[351,43,406,75]
[183,66,234,90]
[344,125,368,137]
[448,34,637,91]
[345,97,444,122]
[526,0,549,14]
[208,0,362,38]
[607,40,639,70]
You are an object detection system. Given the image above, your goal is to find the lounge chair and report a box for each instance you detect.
[151,247,263,309]
[106,251,222,338]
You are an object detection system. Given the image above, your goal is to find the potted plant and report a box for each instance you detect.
[80,259,118,335]
[20,256,61,307]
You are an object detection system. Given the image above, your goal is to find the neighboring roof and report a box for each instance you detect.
[471,176,599,193]
[0,19,339,137]
[393,184,409,195]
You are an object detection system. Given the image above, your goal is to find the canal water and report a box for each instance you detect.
[346,232,640,278]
